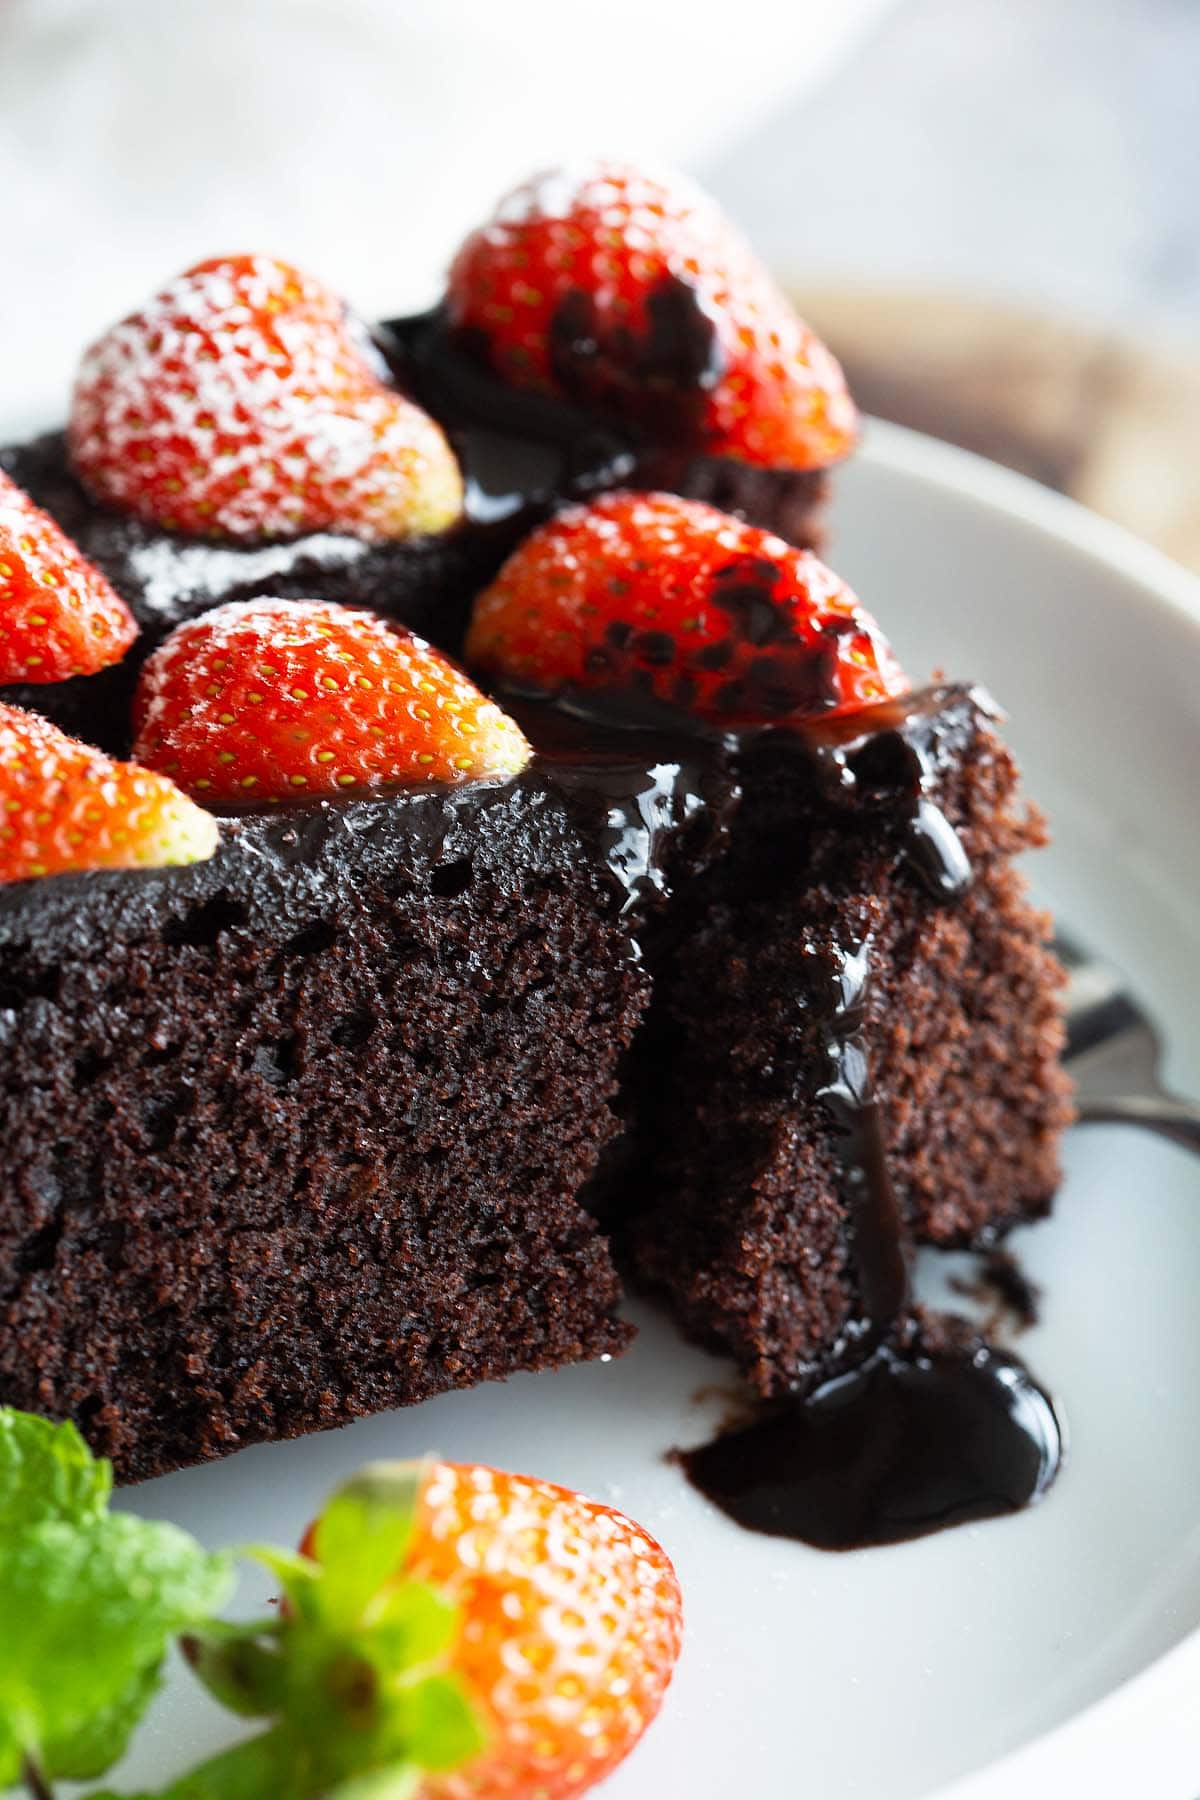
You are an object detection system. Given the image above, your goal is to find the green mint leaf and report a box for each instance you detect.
[0,1407,111,1531]
[311,1461,425,1627]
[81,1457,486,1800]
[0,1415,233,1788]
[37,1656,160,1785]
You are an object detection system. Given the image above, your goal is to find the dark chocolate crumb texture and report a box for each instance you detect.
[0,161,1070,1500]
[0,739,731,1481]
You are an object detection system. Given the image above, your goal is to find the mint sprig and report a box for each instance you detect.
[0,1409,232,1793]
[0,1423,487,1800]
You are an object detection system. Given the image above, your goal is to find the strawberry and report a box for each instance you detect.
[69,254,463,543]
[0,468,137,682]
[446,160,857,470]
[298,1460,683,1800]
[0,702,218,883]
[132,597,531,803]
[466,490,908,724]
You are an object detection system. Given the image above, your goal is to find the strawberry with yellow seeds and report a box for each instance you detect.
[0,468,137,683]
[0,702,218,884]
[447,159,857,470]
[290,1460,684,1800]
[69,254,463,543]
[467,490,909,725]
[132,597,532,804]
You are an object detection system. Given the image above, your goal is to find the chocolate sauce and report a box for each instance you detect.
[376,309,828,546]
[951,1247,1042,1334]
[547,277,726,434]
[377,309,644,531]
[667,687,1064,1551]
[679,1343,1063,1551]
[528,715,737,938]
[778,690,980,901]
[810,935,908,1361]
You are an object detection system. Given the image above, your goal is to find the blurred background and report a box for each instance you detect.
[1,0,1197,565]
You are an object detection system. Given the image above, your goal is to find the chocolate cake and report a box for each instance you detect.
[629,687,1071,1396]
[0,729,732,1480]
[0,161,1070,1504]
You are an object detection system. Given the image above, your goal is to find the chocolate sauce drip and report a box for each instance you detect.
[951,1248,1042,1334]
[531,681,983,907]
[378,309,644,531]
[375,310,828,545]
[679,1343,1063,1551]
[666,685,1064,1550]
[548,276,725,423]
[776,691,980,901]
[811,936,908,1362]
[535,736,736,938]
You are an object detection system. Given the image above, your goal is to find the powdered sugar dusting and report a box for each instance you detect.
[124,530,369,615]
[69,255,464,544]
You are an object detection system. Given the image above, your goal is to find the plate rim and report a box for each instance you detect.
[856,416,1200,634]
[855,418,1200,1800]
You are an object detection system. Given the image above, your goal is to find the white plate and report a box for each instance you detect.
[97,423,1200,1800]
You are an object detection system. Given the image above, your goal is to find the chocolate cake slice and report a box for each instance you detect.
[0,736,731,1481]
[0,165,1071,1506]
[629,687,1072,1395]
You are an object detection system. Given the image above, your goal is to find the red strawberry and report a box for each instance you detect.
[0,701,218,883]
[69,255,463,543]
[300,1460,683,1800]
[466,490,908,724]
[0,469,137,682]
[132,597,531,804]
[446,160,857,470]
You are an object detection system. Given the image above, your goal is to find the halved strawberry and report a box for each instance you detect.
[0,469,137,682]
[0,702,218,883]
[69,255,463,543]
[132,597,531,804]
[466,490,908,724]
[298,1460,683,1800]
[446,160,857,470]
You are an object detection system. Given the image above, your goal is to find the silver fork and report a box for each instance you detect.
[1058,933,1200,1154]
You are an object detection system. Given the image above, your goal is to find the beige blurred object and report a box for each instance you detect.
[791,285,1200,573]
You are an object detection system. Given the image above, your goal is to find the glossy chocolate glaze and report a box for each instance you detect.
[810,934,909,1363]
[379,308,829,543]
[665,686,1065,1549]
[0,709,736,976]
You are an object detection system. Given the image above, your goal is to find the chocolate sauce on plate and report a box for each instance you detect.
[951,1247,1042,1334]
[679,1343,1063,1551]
